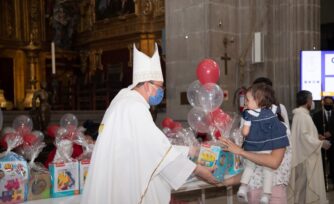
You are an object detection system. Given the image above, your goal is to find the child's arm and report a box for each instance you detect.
[241,110,251,136]
[241,124,250,136]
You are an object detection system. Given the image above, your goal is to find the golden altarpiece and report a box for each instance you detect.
[0,0,165,111]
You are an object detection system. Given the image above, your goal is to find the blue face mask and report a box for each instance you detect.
[148,87,164,106]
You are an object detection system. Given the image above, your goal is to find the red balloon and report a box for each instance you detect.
[23,133,38,146]
[214,129,221,140]
[47,124,60,138]
[0,133,19,149]
[162,117,175,129]
[196,59,220,84]
[210,108,232,128]
[0,134,9,149]
[172,122,183,132]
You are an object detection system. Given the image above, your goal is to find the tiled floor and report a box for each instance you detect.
[173,186,334,204]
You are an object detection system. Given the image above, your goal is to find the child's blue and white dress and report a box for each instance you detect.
[242,106,289,151]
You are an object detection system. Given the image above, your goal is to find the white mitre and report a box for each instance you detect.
[128,43,163,89]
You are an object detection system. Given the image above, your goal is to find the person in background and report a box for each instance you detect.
[81,43,218,204]
[312,96,334,186]
[289,90,328,204]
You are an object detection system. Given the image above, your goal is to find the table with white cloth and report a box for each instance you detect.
[23,178,233,204]
[172,178,233,204]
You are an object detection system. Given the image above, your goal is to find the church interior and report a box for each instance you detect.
[1,0,334,203]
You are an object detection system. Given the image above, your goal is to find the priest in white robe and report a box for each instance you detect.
[288,90,328,204]
[81,43,218,204]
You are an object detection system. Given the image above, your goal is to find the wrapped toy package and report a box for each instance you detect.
[49,139,80,198]
[19,141,51,201]
[222,151,243,179]
[223,128,244,179]
[72,125,94,194]
[28,167,51,200]
[164,127,200,162]
[49,161,79,198]
[76,135,94,194]
[0,152,29,204]
[213,150,243,181]
[0,130,28,204]
[197,143,221,168]
[49,113,88,197]
[79,159,90,193]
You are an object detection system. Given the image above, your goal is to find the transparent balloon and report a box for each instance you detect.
[187,107,210,133]
[60,113,78,129]
[55,127,68,143]
[1,132,23,152]
[187,80,202,107]
[12,115,33,135]
[198,83,224,112]
[1,127,15,136]
[32,130,44,143]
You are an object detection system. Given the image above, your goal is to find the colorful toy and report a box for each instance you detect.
[27,168,51,201]
[49,161,79,198]
[213,150,243,181]
[79,159,90,193]
[197,143,221,168]
[0,153,29,204]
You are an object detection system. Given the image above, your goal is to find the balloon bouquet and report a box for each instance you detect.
[0,115,43,203]
[53,113,87,163]
[186,59,243,181]
[1,115,44,153]
[187,59,232,141]
[162,117,200,161]
[49,113,90,197]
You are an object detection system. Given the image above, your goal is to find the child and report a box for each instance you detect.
[237,83,289,204]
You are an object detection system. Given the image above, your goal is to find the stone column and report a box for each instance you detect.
[237,0,320,115]
[166,0,239,120]
[166,0,320,119]
[272,0,320,114]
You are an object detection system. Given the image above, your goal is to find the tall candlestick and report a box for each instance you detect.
[51,42,56,74]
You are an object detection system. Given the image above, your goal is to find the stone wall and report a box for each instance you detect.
[166,0,320,120]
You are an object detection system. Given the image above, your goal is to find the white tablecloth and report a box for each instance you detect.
[24,179,232,204]
[24,195,81,204]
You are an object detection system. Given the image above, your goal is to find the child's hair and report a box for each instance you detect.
[246,83,276,109]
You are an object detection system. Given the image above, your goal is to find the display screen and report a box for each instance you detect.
[300,51,334,100]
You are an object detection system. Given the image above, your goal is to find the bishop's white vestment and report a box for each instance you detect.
[81,88,196,204]
[288,107,328,204]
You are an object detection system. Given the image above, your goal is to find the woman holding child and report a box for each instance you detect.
[221,78,291,204]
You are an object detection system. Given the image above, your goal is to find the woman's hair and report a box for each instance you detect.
[247,83,277,109]
[252,77,285,122]
[296,90,312,107]
[252,77,273,87]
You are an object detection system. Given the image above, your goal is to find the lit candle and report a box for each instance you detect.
[51,42,56,74]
